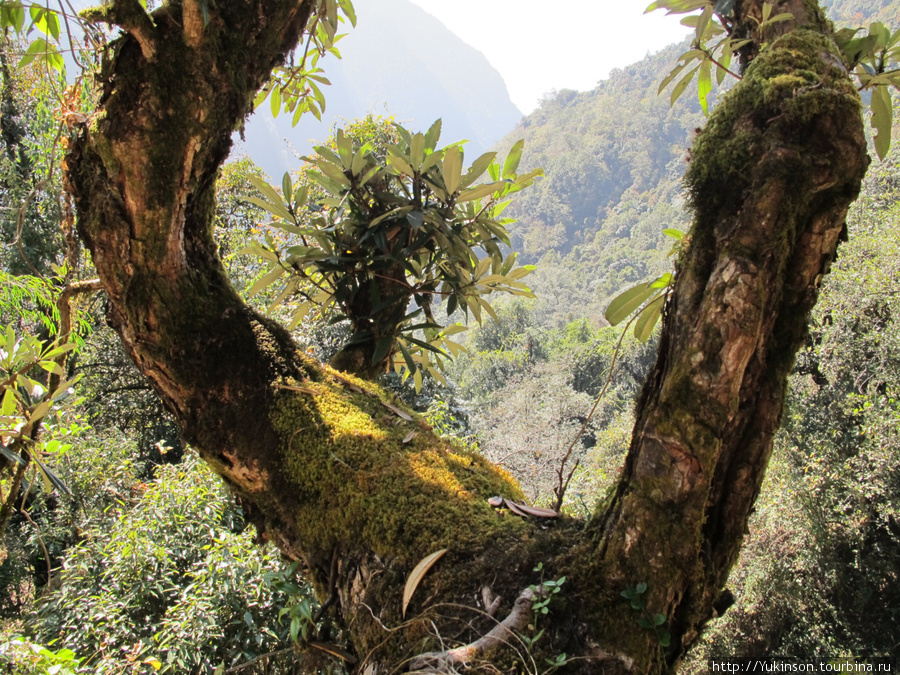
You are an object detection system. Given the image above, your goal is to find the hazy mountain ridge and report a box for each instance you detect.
[238,0,522,178]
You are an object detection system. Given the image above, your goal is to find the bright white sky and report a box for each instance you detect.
[406,1,692,114]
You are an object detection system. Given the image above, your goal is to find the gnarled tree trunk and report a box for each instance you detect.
[66,0,868,672]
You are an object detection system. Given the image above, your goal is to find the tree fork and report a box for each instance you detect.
[64,0,869,672]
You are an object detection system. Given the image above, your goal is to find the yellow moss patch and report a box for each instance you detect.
[269,368,527,564]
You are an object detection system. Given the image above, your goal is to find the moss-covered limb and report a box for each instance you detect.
[65,4,593,668]
[81,0,158,60]
[585,19,868,673]
[731,0,830,69]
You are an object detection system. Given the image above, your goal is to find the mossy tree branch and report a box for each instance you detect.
[81,0,158,60]
[64,0,869,672]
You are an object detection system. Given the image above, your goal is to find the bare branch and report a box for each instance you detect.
[408,585,542,672]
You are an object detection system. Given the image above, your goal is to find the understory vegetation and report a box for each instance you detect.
[2,0,899,672]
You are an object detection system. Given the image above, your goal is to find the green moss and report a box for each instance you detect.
[685,29,860,230]
[269,364,528,564]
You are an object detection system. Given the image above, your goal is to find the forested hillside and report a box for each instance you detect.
[1,0,898,671]
[496,0,899,323]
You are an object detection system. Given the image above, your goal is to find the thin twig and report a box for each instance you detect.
[19,504,52,589]
[552,309,645,513]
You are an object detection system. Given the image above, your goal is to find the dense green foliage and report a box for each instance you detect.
[31,456,313,674]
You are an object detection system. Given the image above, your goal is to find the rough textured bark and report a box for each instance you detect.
[66,0,869,672]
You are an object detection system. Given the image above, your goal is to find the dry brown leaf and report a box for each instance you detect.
[402,548,448,618]
[382,402,414,421]
[332,373,365,393]
[276,384,316,395]
[402,431,417,444]
[503,498,558,519]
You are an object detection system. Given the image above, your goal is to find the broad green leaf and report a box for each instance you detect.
[634,294,665,342]
[502,139,524,179]
[306,170,344,195]
[402,549,447,617]
[396,339,418,375]
[351,146,369,176]
[1,3,25,33]
[248,176,295,221]
[371,336,393,365]
[243,198,300,229]
[442,145,462,194]
[0,445,25,466]
[18,37,48,68]
[288,302,313,330]
[421,149,444,173]
[386,150,415,178]
[33,453,72,496]
[697,59,713,115]
[316,160,351,188]
[336,129,353,169]
[358,165,380,186]
[460,151,497,188]
[717,42,733,85]
[424,118,442,150]
[694,4,713,43]
[650,272,674,288]
[658,61,689,95]
[1,387,16,416]
[456,181,502,203]
[765,12,793,25]
[246,265,286,298]
[402,335,450,358]
[605,282,657,326]
[270,84,282,117]
[870,85,892,160]
[410,133,425,171]
[671,64,700,106]
[312,145,343,166]
[487,159,501,182]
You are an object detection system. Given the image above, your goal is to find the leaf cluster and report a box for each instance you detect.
[254,0,356,124]
[835,21,900,158]
[243,119,542,386]
[648,0,899,159]
[1,326,80,498]
[603,229,683,343]
[620,582,671,647]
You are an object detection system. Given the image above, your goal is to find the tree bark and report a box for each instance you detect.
[65,0,869,672]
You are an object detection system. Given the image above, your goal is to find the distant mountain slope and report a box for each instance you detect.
[493,42,705,325]
[495,0,898,327]
[236,0,522,178]
[822,0,900,25]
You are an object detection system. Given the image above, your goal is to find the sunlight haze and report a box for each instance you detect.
[406,0,693,113]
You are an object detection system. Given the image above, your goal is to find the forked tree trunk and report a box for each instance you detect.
[66,0,868,672]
